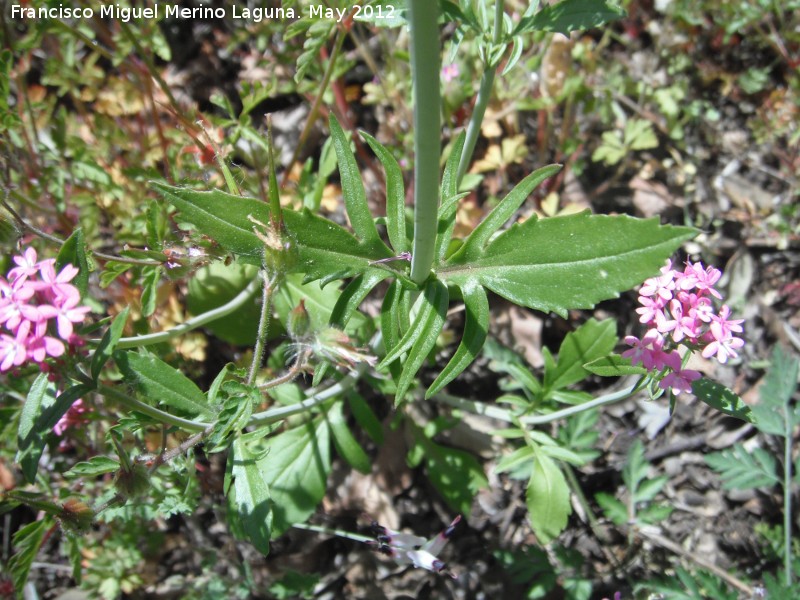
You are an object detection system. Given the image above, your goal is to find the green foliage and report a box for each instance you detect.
[591,118,659,166]
[705,444,779,490]
[514,0,626,35]
[116,350,215,420]
[407,420,488,516]
[16,377,91,483]
[7,518,50,593]
[596,440,672,527]
[639,565,740,600]
[226,437,273,555]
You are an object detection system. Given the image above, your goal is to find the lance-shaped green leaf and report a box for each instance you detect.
[116,350,214,419]
[435,132,467,262]
[17,377,92,483]
[56,228,90,299]
[361,131,408,254]
[283,208,393,286]
[378,278,447,369]
[327,401,371,474]
[328,270,389,330]
[450,164,562,264]
[328,115,387,251]
[393,279,449,404]
[153,183,267,264]
[228,437,272,554]
[584,354,648,377]
[514,0,626,36]
[527,450,572,544]
[693,378,754,424]
[8,518,49,593]
[426,281,489,397]
[440,213,695,317]
[256,417,331,537]
[91,307,129,381]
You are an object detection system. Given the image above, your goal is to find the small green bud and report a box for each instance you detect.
[287,300,311,339]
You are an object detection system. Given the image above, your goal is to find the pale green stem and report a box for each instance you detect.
[247,271,275,386]
[455,0,505,185]
[249,363,366,426]
[784,412,793,586]
[434,381,641,425]
[98,383,208,432]
[292,521,375,544]
[408,0,441,284]
[110,276,261,349]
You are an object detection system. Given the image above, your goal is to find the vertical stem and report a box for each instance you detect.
[247,271,274,386]
[784,417,793,586]
[408,0,441,284]
[456,0,505,185]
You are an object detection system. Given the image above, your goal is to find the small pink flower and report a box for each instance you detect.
[0,321,31,372]
[441,63,460,83]
[53,398,90,437]
[37,262,81,304]
[52,295,92,340]
[7,247,41,283]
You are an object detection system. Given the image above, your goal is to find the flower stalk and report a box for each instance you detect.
[408,0,441,284]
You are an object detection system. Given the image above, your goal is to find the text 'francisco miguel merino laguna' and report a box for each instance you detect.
[8,4,381,24]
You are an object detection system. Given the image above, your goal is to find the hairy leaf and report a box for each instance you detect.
[361,131,408,254]
[440,213,695,317]
[116,350,214,419]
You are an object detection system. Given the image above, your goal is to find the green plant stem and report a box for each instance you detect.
[249,363,367,426]
[97,383,208,432]
[247,271,276,386]
[292,521,375,544]
[110,276,261,349]
[435,381,642,425]
[784,412,793,587]
[456,0,505,185]
[408,0,441,284]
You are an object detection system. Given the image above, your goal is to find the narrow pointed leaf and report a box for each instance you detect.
[395,279,449,404]
[116,350,214,419]
[361,131,408,254]
[283,208,393,285]
[692,378,754,424]
[435,132,467,262]
[441,213,695,317]
[17,377,91,483]
[329,115,385,248]
[153,183,267,264]
[91,307,129,381]
[327,401,371,474]
[453,164,562,263]
[379,280,445,368]
[329,271,389,330]
[427,282,489,397]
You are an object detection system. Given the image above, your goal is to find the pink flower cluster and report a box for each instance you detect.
[53,398,90,437]
[0,248,90,372]
[623,260,744,395]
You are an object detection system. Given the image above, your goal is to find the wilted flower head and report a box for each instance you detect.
[308,327,377,370]
[0,247,89,372]
[370,515,461,576]
[623,260,744,397]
